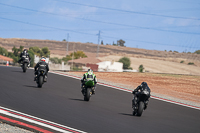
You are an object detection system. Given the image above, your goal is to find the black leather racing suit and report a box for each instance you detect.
[132,83,151,110]
[34,61,49,81]
[18,52,31,64]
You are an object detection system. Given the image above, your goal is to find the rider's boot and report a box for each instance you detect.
[44,75,47,82]
[34,75,37,81]
[92,87,96,94]
[81,84,84,94]
[144,100,149,110]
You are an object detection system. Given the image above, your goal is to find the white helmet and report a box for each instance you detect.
[88,69,93,74]
[41,57,46,62]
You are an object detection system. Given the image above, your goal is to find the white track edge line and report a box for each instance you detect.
[0,106,86,133]
[0,109,71,133]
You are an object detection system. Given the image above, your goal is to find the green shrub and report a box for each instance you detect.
[194,50,200,54]
[118,57,131,69]
[28,49,35,67]
[50,57,62,64]
[180,60,184,63]
[128,67,133,70]
[139,64,144,72]
[188,62,194,65]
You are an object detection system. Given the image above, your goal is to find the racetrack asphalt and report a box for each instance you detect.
[0,66,200,133]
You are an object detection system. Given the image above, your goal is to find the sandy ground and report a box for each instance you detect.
[68,71,200,107]
[98,55,200,75]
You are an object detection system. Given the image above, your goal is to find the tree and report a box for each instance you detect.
[112,41,117,46]
[139,65,144,72]
[29,46,50,57]
[19,46,24,53]
[12,46,20,57]
[118,57,131,69]
[63,39,66,41]
[28,49,35,67]
[41,47,50,57]
[50,57,62,64]
[194,50,200,54]
[62,51,87,63]
[101,40,104,45]
[0,47,8,56]
[10,46,25,63]
[117,39,125,47]
[68,51,87,59]
[29,46,41,56]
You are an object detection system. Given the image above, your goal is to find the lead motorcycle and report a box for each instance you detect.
[21,55,29,73]
[35,69,47,88]
[82,80,95,101]
[132,89,150,116]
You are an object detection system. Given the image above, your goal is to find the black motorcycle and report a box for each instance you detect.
[132,89,150,116]
[21,56,29,73]
[35,69,47,88]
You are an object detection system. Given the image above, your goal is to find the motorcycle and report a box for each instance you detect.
[21,56,29,73]
[82,80,95,101]
[132,89,150,116]
[35,69,47,88]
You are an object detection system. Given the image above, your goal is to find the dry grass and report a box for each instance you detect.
[69,71,200,104]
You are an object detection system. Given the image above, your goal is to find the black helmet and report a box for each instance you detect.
[141,82,147,87]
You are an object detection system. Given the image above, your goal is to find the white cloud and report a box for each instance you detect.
[41,5,98,20]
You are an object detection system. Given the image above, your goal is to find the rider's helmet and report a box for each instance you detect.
[141,82,147,87]
[41,57,46,62]
[23,49,28,54]
[87,69,93,75]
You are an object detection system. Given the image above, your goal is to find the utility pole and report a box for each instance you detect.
[72,42,75,70]
[96,30,101,58]
[66,33,69,56]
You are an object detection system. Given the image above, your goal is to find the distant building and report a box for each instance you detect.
[97,61,123,72]
[67,57,101,71]
[0,55,13,65]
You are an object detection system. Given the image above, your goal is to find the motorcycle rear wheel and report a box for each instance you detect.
[37,76,43,88]
[23,63,27,73]
[84,88,91,101]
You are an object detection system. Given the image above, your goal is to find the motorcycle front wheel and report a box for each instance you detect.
[137,101,144,116]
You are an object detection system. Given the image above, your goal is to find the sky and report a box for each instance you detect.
[0,0,200,52]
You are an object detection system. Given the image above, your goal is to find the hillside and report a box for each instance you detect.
[0,38,200,75]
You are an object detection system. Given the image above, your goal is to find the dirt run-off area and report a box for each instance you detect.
[67,71,200,107]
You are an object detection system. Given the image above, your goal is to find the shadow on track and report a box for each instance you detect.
[24,85,38,88]
[69,98,85,101]
[119,113,133,116]
[11,70,23,73]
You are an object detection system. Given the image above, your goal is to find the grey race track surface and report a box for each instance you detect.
[0,66,200,133]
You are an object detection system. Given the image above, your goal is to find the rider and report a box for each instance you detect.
[34,57,49,82]
[18,49,31,66]
[81,69,97,94]
[132,82,151,110]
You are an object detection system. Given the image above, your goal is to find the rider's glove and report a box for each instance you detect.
[132,90,137,94]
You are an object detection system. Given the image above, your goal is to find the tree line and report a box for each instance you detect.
[0,46,50,67]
